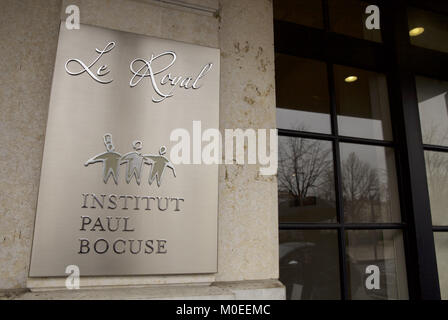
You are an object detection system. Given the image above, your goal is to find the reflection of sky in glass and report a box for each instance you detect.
[338,115,388,141]
[276,108,331,134]
[419,92,448,146]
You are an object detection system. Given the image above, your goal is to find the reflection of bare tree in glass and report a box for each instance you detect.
[278,136,334,206]
[423,125,448,225]
[426,153,448,194]
[342,152,380,222]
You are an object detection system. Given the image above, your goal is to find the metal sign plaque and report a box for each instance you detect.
[29,23,219,277]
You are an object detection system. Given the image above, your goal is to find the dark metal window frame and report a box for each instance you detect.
[275,0,448,300]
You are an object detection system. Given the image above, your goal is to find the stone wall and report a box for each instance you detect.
[0,0,279,294]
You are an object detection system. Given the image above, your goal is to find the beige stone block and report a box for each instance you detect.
[27,274,215,291]
[0,0,62,290]
[2,280,284,300]
[60,0,219,47]
[216,0,278,282]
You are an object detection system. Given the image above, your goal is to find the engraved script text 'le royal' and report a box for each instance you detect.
[64,41,213,103]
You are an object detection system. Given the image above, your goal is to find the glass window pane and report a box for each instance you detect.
[434,232,448,300]
[328,0,382,42]
[340,143,401,223]
[280,230,340,300]
[346,230,408,300]
[273,0,324,29]
[334,65,393,140]
[276,54,331,134]
[278,137,336,223]
[424,151,448,226]
[416,76,448,146]
[408,7,448,54]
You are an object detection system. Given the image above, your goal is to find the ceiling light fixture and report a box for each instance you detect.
[409,27,425,37]
[344,76,358,83]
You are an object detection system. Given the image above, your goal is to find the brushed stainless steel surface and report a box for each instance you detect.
[29,23,219,277]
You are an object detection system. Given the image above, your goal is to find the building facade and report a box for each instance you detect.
[0,0,447,300]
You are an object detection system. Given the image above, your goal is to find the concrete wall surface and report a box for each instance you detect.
[0,0,281,298]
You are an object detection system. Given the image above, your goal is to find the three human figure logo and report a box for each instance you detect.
[85,134,176,186]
